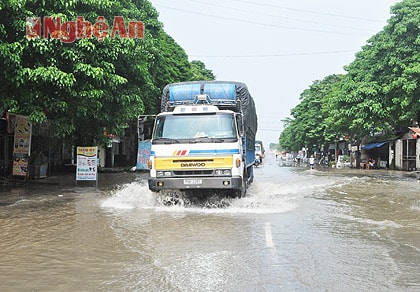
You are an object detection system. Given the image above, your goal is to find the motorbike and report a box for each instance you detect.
[254,154,262,167]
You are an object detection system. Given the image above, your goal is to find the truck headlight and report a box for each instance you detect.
[157,171,172,177]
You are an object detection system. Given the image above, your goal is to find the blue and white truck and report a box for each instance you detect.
[147,81,258,197]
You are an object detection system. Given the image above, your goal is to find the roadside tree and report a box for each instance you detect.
[0,0,214,146]
[335,0,420,136]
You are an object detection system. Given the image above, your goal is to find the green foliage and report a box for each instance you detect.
[0,0,214,145]
[190,60,215,81]
[279,74,344,151]
[280,0,420,151]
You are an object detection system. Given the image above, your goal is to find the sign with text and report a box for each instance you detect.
[76,146,98,181]
[13,115,31,155]
[26,16,144,43]
[12,114,31,177]
[12,156,29,177]
[136,141,151,170]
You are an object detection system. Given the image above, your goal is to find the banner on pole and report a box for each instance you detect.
[136,141,151,170]
[76,146,98,181]
[12,114,31,177]
[12,155,29,177]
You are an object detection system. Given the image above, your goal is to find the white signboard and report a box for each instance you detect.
[136,140,151,170]
[76,146,98,181]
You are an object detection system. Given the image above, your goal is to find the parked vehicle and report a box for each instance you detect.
[255,140,265,162]
[147,81,258,198]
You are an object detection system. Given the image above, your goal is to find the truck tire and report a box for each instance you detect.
[234,168,247,198]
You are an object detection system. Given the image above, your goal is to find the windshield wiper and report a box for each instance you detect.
[194,137,224,143]
[153,138,180,144]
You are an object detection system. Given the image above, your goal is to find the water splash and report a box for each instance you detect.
[99,175,332,214]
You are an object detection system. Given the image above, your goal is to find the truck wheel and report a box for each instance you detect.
[235,168,247,198]
[234,183,246,198]
[240,176,247,198]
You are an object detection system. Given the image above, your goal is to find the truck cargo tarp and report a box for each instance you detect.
[161,81,258,149]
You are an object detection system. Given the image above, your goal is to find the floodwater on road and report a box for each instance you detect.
[0,155,419,291]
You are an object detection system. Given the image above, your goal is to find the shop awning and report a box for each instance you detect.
[408,127,420,134]
[361,141,389,150]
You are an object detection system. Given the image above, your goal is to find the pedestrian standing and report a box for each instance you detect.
[309,155,315,169]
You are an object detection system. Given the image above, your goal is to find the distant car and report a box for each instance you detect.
[255,141,265,159]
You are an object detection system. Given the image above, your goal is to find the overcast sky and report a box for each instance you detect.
[149,0,400,145]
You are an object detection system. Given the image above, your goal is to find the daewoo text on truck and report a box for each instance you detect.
[147,81,258,197]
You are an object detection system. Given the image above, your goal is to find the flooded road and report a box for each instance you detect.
[0,155,419,291]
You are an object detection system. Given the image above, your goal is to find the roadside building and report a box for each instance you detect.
[392,127,420,171]
[361,141,390,169]
[360,126,419,171]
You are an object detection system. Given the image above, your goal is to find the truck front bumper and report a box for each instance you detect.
[148,177,242,192]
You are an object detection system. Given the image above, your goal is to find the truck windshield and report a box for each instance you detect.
[153,113,237,141]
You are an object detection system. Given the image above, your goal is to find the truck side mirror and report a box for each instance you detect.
[236,114,244,136]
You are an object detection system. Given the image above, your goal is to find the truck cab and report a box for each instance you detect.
[147,81,257,198]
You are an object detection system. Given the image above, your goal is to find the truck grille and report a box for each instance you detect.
[173,170,213,176]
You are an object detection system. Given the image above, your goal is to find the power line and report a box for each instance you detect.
[189,49,355,58]
[258,128,283,132]
[187,0,379,32]
[223,0,385,23]
[154,4,373,36]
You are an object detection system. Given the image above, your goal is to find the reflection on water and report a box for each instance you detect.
[0,162,419,291]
